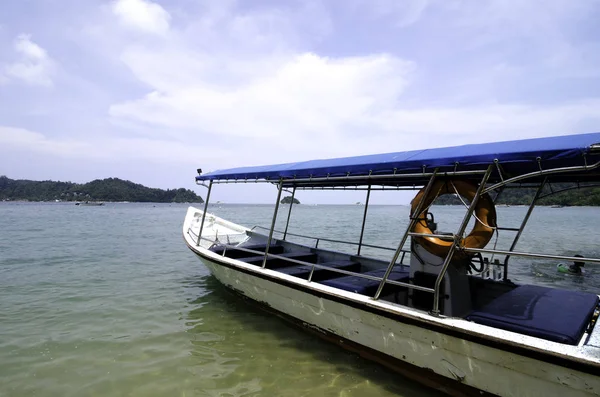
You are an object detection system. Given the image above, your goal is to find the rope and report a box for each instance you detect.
[449,180,497,233]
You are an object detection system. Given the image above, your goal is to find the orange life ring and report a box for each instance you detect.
[410,180,497,258]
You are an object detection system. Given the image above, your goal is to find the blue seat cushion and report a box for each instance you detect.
[321,267,410,295]
[466,285,599,345]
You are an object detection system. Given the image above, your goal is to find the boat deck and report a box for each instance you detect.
[209,241,600,347]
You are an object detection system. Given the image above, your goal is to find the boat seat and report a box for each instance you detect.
[466,285,599,345]
[238,252,318,269]
[276,260,361,281]
[210,243,285,259]
[320,267,410,295]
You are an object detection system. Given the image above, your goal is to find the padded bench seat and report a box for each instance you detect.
[320,267,410,295]
[276,260,361,281]
[238,252,318,269]
[466,285,599,345]
[210,243,285,259]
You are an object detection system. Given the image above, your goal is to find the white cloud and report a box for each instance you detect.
[0,126,229,164]
[0,126,89,156]
[112,0,171,35]
[2,34,55,86]
[3,0,599,199]
[110,52,415,141]
[98,0,600,173]
[108,41,600,159]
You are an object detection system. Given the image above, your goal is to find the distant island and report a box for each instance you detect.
[0,176,204,203]
[281,196,300,204]
[433,182,600,206]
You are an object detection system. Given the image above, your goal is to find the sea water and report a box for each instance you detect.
[1,202,598,397]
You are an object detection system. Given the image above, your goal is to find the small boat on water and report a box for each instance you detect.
[75,201,104,206]
[183,133,600,397]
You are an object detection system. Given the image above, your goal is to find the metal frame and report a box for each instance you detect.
[499,178,547,280]
[197,168,487,186]
[191,157,600,316]
[282,187,296,240]
[373,169,439,300]
[483,159,600,194]
[357,185,371,256]
[464,248,600,266]
[196,180,213,246]
[250,226,410,255]
[262,179,284,268]
[431,165,494,315]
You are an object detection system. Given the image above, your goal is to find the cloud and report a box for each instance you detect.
[348,0,429,26]
[0,126,89,156]
[110,52,414,139]
[112,0,171,35]
[2,34,55,86]
[97,0,600,173]
[2,0,600,200]
[0,125,230,165]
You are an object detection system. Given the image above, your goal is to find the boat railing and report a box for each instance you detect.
[187,226,247,247]
[250,225,409,256]
[211,243,433,294]
[463,247,600,266]
[407,231,456,240]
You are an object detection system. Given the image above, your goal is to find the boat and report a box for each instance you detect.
[182,133,600,397]
[75,201,104,206]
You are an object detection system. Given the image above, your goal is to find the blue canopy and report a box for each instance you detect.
[196,132,600,186]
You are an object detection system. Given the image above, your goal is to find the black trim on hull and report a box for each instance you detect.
[186,243,600,377]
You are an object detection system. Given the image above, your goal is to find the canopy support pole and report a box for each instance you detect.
[357,185,371,256]
[374,169,439,300]
[263,180,284,268]
[196,180,213,246]
[283,187,296,240]
[502,177,547,280]
[431,165,493,316]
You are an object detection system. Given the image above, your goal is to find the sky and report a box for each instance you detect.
[1,0,600,204]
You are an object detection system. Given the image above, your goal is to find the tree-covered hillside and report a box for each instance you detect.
[432,183,600,206]
[0,176,203,203]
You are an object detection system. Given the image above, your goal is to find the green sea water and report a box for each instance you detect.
[1,202,598,397]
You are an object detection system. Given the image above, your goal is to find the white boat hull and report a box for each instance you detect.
[183,207,600,397]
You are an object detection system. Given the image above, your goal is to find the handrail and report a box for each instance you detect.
[374,169,440,300]
[187,227,198,240]
[501,178,546,280]
[196,180,213,246]
[431,165,493,315]
[483,159,600,194]
[463,247,600,265]
[205,243,434,294]
[201,169,487,185]
[250,225,410,254]
[407,231,456,239]
[262,179,284,268]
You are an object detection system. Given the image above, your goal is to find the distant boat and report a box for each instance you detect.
[75,201,104,206]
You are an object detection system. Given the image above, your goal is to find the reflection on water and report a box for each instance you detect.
[183,275,439,396]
